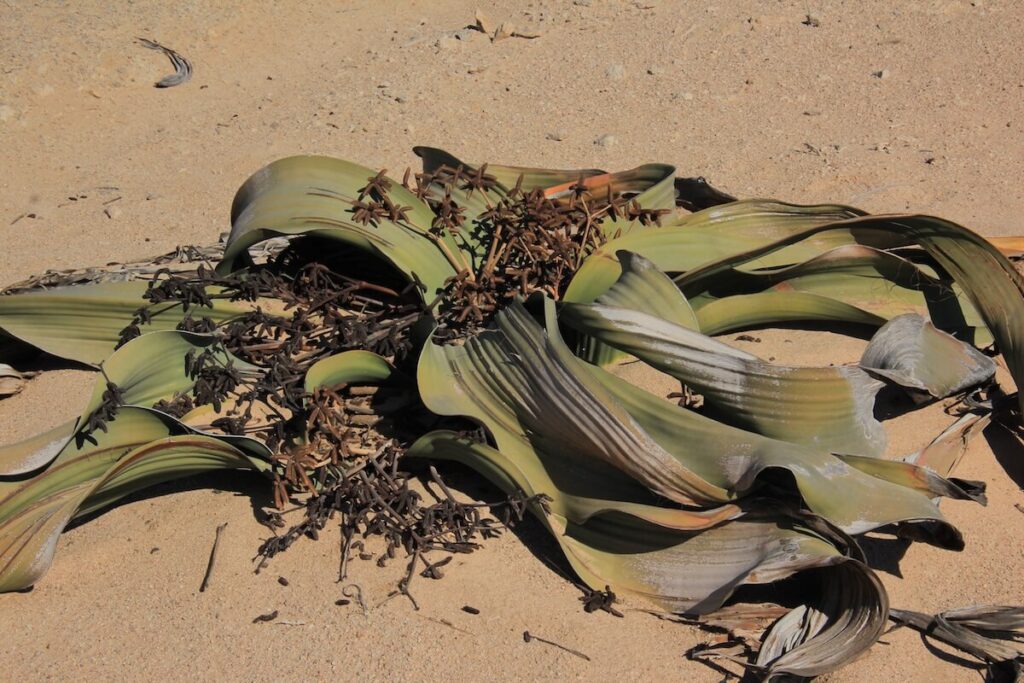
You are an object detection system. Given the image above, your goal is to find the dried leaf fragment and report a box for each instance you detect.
[0,363,37,397]
[493,22,515,42]
[474,9,494,36]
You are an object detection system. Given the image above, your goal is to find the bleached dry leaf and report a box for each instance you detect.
[0,363,37,396]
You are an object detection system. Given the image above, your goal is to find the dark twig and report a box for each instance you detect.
[522,631,591,661]
[199,522,228,593]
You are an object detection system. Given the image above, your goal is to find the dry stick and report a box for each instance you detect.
[252,610,278,623]
[398,549,422,611]
[417,613,472,635]
[199,522,228,592]
[426,232,475,280]
[338,525,354,582]
[342,583,368,616]
[522,631,591,661]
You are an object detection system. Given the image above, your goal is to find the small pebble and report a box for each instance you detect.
[872,69,890,79]
[462,605,481,615]
[277,576,289,586]
[545,131,566,141]
[595,133,618,148]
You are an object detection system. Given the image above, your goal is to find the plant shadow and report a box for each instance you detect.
[410,458,581,587]
[982,420,1024,490]
[66,469,275,532]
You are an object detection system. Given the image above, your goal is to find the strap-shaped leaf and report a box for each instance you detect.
[694,290,886,335]
[682,244,989,345]
[0,281,255,366]
[0,331,258,477]
[89,331,257,413]
[420,298,966,540]
[304,349,394,392]
[757,561,888,679]
[566,200,899,304]
[889,605,1024,669]
[860,314,996,398]
[676,213,1024,418]
[574,250,698,366]
[596,251,699,329]
[904,412,991,478]
[407,432,846,615]
[221,156,459,298]
[0,407,266,592]
[0,422,78,478]
[562,301,888,457]
[414,315,895,673]
[587,363,968,543]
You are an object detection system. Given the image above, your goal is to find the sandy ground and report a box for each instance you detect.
[2,1,1024,681]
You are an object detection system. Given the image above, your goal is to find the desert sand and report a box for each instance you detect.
[1,1,1023,681]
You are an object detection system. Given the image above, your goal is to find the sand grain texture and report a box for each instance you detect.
[2,2,1023,681]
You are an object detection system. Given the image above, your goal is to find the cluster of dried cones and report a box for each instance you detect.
[347,163,669,339]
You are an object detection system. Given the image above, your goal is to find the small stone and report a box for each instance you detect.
[605,63,626,80]
[646,66,660,76]
[545,131,566,141]
[595,134,618,148]
[493,22,515,42]
[872,69,890,79]
[104,205,122,220]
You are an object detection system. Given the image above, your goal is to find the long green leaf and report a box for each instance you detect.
[304,350,394,392]
[0,407,265,592]
[566,200,898,304]
[682,244,989,344]
[860,314,995,398]
[562,301,888,456]
[220,156,459,298]
[0,282,255,366]
[676,213,1024,417]
[420,299,965,539]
